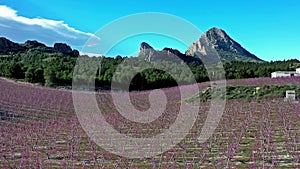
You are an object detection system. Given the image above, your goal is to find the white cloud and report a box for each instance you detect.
[79,52,103,57]
[0,5,99,48]
[0,5,17,18]
[0,23,10,28]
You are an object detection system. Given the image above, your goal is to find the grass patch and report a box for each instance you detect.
[186,85,300,102]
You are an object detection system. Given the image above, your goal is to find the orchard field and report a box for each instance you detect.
[0,77,299,168]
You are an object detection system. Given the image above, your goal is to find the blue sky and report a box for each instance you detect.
[0,0,299,61]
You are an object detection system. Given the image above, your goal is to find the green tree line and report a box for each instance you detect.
[0,50,299,90]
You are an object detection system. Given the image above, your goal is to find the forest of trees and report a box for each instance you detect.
[0,50,299,91]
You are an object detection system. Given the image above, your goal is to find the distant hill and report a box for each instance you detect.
[0,37,79,57]
[139,27,263,63]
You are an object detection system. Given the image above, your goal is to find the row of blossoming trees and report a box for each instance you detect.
[0,77,299,168]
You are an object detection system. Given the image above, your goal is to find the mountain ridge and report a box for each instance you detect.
[139,27,263,63]
[0,37,79,57]
[0,27,262,62]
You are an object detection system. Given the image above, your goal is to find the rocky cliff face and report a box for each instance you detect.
[186,27,262,62]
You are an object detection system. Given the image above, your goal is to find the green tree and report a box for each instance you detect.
[44,67,56,87]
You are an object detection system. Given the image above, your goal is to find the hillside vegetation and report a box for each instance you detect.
[0,50,299,90]
[186,85,300,102]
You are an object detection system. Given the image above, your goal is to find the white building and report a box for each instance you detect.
[285,90,296,101]
[284,90,298,103]
[271,71,300,78]
[271,68,300,78]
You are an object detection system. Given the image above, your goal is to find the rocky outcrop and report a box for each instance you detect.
[139,42,179,62]
[53,43,79,57]
[0,37,25,54]
[24,40,46,48]
[163,48,184,57]
[138,42,201,63]
[70,49,79,57]
[54,43,73,54]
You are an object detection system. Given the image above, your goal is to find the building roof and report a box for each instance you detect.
[272,71,299,73]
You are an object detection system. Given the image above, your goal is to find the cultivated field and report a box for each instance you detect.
[0,77,299,168]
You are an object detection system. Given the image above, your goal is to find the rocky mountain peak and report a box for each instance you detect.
[206,27,227,38]
[140,42,153,51]
[203,27,238,51]
[186,27,262,62]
